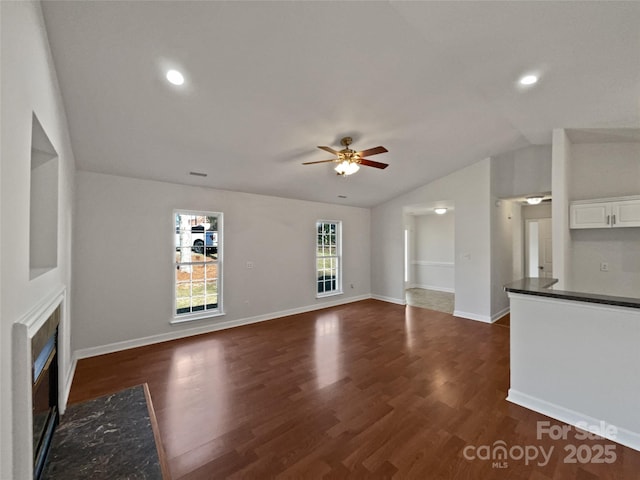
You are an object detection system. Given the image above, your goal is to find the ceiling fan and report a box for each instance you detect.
[302,137,389,176]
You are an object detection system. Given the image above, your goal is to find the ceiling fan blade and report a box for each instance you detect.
[317,146,339,155]
[302,159,337,165]
[356,146,388,157]
[359,158,389,169]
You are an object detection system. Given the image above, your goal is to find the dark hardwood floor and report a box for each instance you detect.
[69,300,640,479]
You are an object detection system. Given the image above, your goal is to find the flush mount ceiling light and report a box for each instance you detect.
[434,207,448,215]
[166,69,185,86]
[519,74,538,86]
[526,196,544,205]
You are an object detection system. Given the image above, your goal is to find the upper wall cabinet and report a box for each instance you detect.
[570,196,640,229]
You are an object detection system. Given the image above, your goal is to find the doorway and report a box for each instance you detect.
[525,217,552,278]
[403,205,455,313]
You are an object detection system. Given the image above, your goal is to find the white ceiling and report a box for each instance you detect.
[41,1,640,208]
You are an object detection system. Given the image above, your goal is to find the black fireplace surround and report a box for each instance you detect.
[31,309,59,480]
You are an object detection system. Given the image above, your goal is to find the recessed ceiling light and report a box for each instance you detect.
[434,208,447,215]
[189,171,207,177]
[338,195,347,199]
[526,195,544,205]
[166,69,185,86]
[519,74,538,86]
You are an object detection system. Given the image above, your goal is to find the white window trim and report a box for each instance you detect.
[171,209,224,324]
[316,219,343,298]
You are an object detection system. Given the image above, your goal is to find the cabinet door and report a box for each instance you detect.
[570,203,612,229]
[612,199,640,227]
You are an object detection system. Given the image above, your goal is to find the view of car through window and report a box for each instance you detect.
[175,219,218,255]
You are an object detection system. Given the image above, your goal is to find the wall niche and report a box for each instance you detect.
[30,113,59,279]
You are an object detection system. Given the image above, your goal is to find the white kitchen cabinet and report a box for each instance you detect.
[570,196,640,229]
[612,199,640,227]
[570,202,611,229]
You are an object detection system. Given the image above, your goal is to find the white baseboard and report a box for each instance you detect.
[507,389,640,452]
[73,294,372,360]
[453,310,492,323]
[491,306,510,322]
[408,284,455,293]
[59,357,77,415]
[371,294,406,305]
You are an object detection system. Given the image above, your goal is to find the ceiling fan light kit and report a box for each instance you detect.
[335,160,360,176]
[303,136,389,177]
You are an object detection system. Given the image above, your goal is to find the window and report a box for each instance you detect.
[174,211,222,320]
[316,220,341,296]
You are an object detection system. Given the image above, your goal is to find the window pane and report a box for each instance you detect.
[205,264,217,280]
[192,280,205,297]
[178,231,191,248]
[315,221,340,295]
[175,210,222,317]
[192,296,205,311]
[206,294,218,309]
[205,265,218,296]
[176,275,191,313]
[205,280,217,295]
[176,248,193,263]
[176,264,191,280]
[176,281,190,299]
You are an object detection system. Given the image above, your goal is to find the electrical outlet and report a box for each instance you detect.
[246,261,254,269]
[350,283,354,289]
[600,262,609,272]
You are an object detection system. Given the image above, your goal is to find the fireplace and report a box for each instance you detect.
[31,312,59,479]
[12,289,65,480]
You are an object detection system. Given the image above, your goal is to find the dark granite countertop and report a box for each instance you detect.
[504,277,640,309]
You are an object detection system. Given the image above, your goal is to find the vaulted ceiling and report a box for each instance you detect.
[42,1,640,207]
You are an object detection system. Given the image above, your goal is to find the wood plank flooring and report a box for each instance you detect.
[69,300,640,479]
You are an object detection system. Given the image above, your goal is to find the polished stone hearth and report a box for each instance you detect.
[42,384,165,479]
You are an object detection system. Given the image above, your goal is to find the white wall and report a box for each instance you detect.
[73,171,371,353]
[552,129,572,289]
[492,145,552,198]
[1,2,76,477]
[371,159,492,321]
[569,229,640,297]
[569,143,640,200]
[0,0,3,472]
[522,203,552,220]
[566,141,640,296]
[511,202,523,280]
[490,198,515,319]
[490,146,552,319]
[412,213,455,292]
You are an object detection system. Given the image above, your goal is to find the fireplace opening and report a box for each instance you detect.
[32,319,59,479]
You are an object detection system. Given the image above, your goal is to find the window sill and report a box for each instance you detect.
[316,291,343,299]
[170,311,225,325]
